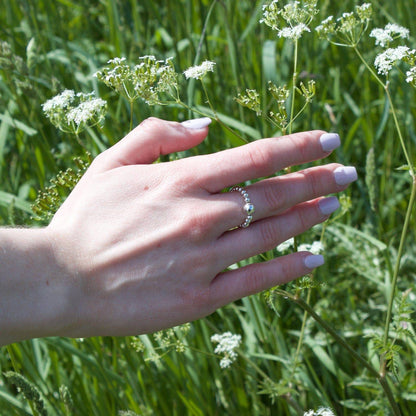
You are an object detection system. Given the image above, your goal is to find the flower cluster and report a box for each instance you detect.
[369,22,416,85]
[260,0,318,40]
[298,240,324,255]
[370,23,409,47]
[183,60,216,80]
[211,332,242,369]
[235,89,261,115]
[374,46,413,76]
[276,238,323,255]
[42,90,106,134]
[304,407,335,416]
[94,55,178,105]
[276,237,295,253]
[316,3,372,46]
[130,324,191,359]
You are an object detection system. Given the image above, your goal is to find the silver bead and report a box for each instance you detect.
[244,203,255,215]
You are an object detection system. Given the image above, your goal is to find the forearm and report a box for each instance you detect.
[0,228,74,346]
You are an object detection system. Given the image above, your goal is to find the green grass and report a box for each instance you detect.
[1,0,416,414]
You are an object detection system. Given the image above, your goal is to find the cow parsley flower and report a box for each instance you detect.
[42,90,107,134]
[406,66,416,85]
[278,23,311,39]
[277,237,295,252]
[41,89,75,114]
[66,96,107,127]
[374,46,411,75]
[370,23,409,47]
[304,407,335,416]
[355,3,372,22]
[317,3,372,46]
[235,89,261,115]
[94,56,178,105]
[261,0,318,41]
[298,241,324,255]
[183,60,216,80]
[315,16,336,37]
[211,332,241,369]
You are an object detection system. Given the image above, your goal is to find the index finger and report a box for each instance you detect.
[189,131,340,192]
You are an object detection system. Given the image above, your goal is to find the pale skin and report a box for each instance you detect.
[0,117,356,346]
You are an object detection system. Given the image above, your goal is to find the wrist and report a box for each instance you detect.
[0,227,78,345]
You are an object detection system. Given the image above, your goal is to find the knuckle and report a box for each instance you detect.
[259,220,279,250]
[294,206,312,231]
[179,285,211,310]
[302,167,321,196]
[286,133,310,161]
[246,267,264,294]
[263,181,286,212]
[89,151,107,170]
[186,214,211,241]
[246,142,274,175]
[139,116,162,128]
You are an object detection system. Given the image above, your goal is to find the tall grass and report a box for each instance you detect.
[1,0,416,414]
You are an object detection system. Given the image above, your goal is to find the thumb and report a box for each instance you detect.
[94,117,211,171]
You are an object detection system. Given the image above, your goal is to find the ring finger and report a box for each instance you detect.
[214,163,357,232]
[214,196,335,270]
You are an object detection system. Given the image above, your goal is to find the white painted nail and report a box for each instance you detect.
[320,133,340,152]
[334,166,358,186]
[304,254,325,269]
[181,117,212,129]
[318,196,340,215]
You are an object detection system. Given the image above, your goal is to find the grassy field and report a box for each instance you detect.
[1,0,416,414]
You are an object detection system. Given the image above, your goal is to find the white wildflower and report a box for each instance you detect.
[277,237,295,252]
[370,23,409,47]
[261,0,317,39]
[370,28,393,47]
[183,60,216,80]
[355,3,373,21]
[304,407,335,416]
[298,241,324,255]
[374,46,410,75]
[315,16,335,37]
[386,23,410,39]
[95,56,178,104]
[42,90,107,134]
[66,97,107,126]
[211,332,241,369]
[41,89,75,113]
[406,66,416,84]
[278,23,311,39]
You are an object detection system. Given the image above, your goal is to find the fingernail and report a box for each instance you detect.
[318,196,340,215]
[334,166,357,185]
[304,254,325,269]
[181,117,212,129]
[320,133,340,152]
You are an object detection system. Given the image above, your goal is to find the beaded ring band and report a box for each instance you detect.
[230,186,255,228]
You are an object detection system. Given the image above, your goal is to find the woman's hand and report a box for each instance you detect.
[0,117,357,344]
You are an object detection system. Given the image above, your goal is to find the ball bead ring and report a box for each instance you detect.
[230,186,256,228]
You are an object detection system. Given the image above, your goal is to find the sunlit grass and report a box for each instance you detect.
[1,0,416,414]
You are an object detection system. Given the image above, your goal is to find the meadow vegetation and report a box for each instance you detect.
[1,0,416,414]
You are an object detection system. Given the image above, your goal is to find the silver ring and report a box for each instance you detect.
[230,186,255,228]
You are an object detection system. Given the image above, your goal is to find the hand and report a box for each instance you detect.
[43,118,355,338]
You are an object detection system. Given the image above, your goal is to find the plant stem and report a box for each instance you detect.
[288,39,298,135]
[274,289,402,415]
[130,100,134,131]
[381,178,416,362]
[353,47,415,384]
[353,47,413,174]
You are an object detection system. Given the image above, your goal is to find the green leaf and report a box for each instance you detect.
[0,113,37,136]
